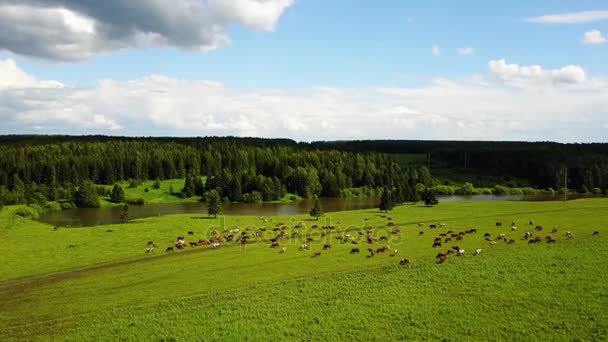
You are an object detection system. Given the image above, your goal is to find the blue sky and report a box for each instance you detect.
[0,0,607,141]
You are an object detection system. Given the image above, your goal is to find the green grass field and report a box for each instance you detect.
[1,200,607,341]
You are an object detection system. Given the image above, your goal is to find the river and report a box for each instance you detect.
[38,194,603,227]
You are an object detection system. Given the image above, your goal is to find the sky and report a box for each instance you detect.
[0,0,607,142]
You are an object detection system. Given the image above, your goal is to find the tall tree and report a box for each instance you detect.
[379,188,394,212]
[110,184,126,203]
[423,189,439,207]
[206,189,222,218]
[309,196,323,220]
[74,180,100,208]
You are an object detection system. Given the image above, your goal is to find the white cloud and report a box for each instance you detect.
[583,29,607,44]
[457,47,475,56]
[1,58,607,142]
[432,45,440,56]
[488,59,587,86]
[528,10,608,24]
[0,0,294,61]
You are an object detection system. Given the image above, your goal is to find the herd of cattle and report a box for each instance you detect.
[142,216,600,266]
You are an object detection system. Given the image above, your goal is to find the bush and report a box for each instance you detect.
[14,206,40,219]
[242,191,263,203]
[455,182,474,195]
[492,185,510,195]
[128,179,141,188]
[60,201,76,209]
[431,185,455,195]
[546,188,556,195]
[45,202,62,211]
[125,198,145,205]
[592,187,602,195]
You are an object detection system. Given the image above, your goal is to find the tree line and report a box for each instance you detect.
[0,136,433,207]
[311,140,608,192]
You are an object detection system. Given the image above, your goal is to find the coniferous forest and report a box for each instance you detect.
[0,136,427,207]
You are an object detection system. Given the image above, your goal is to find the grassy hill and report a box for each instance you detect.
[1,200,607,340]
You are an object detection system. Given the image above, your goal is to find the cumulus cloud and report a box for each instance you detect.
[457,47,474,56]
[432,45,440,57]
[528,10,608,24]
[0,0,293,61]
[583,29,607,45]
[1,58,607,142]
[488,59,587,86]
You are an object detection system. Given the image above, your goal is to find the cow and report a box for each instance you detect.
[436,253,447,263]
[53,226,59,231]
[165,247,174,252]
[280,247,287,254]
[312,251,321,258]
[189,242,198,247]
[546,236,556,243]
[271,240,280,248]
[419,231,424,236]
[211,242,220,248]
[507,239,515,244]
[535,225,543,231]
[551,228,558,234]
[529,221,534,225]
[484,233,491,238]
[511,226,518,231]
[432,241,442,248]
[392,249,399,256]
[440,223,446,228]
[524,232,532,240]
[429,224,437,229]
[593,231,599,236]
[147,240,155,246]
[351,248,360,254]
[399,257,409,266]
[444,238,452,243]
[307,237,314,243]
[496,222,502,226]
[323,244,332,250]
[375,247,388,253]
[451,246,460,252]
[475,248,482,255]
[367,248,375,257]
[145,247,154,254]
[457,249,465,256]
[299,244,309,251]
[188,231,194,235]
[565,231,573,239]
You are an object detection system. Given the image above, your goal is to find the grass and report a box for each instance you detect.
[1,199,607,340]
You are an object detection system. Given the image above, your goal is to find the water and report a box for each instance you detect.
[38,194,604,228]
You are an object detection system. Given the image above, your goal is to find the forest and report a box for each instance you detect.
[0,135,428,207]
[312,140,608,192]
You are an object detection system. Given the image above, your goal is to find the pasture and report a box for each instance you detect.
[1,199,607,341]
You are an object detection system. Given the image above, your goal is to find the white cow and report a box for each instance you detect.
[457,249,465,256]
[475,248,482,255]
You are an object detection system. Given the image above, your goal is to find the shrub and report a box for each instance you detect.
[14,206,40,219]
[492,185,510,195]
[60,201,75,209]
[45,202,62,211]
[591,187,602,195]
[546,188,556,195]
[431,185,455,195]
[455,182,474,195]
[125,198,145,205]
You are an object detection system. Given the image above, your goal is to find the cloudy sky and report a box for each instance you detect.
[0,0,607,142]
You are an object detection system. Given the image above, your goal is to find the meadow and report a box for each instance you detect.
[0,199,607,341]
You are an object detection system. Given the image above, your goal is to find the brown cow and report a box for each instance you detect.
[593,231,599,236]
[351,248,360,254]
[312,251,321,258]
[432,241,442,248]
[323,244,332,250]
[436,253,447,263]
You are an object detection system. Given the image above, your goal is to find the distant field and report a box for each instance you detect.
[1,200,607,340]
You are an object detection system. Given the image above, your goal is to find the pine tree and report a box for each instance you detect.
[310,196,323,220]
[379,188,393,212]
[74,180,100,208]
[110,184,125,203]
[182,174,196,197]
[119,204,129,223]
[423,189,439,206]
[206,189,222,218]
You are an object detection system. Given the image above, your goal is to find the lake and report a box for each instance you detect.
[38,194,602,227]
